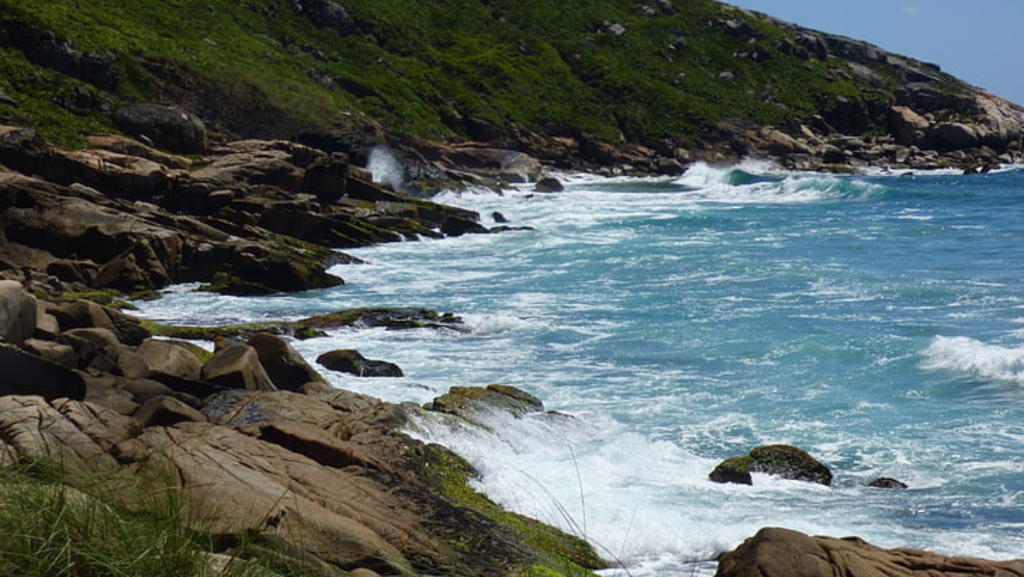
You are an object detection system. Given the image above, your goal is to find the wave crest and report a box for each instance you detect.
[922,336,1024,384]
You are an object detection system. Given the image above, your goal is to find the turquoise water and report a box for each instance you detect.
[136,163,1024,575]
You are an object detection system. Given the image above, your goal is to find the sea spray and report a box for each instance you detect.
[367,144,405,190]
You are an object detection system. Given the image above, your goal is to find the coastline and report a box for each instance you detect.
[3,125,1024,575]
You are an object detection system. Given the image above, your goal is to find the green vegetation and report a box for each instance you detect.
[416,443,607,577]
[0,0,969,150]
[0,458,306,577]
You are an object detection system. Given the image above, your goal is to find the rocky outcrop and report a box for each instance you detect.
[113,103,208,154]
[0,276,606,576]
[716,527,1024,577]
[0,127,522,298]
[710,444,832,486]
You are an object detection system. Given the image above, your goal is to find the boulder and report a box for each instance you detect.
[534,177,564,192]
[440,215,489,237]
[710,444,832,486]
[136,338,203,379]
[716,527,1024,577]
[113,103,207,154]
[21,338,77,368]
[0,279,37,345]
[316,349,403,378]
[201,344,277,391]
[0,342,86,400]
[867,477,908,489]
[49,300,151,346]
[888,105,929,145]
[247,332,326,390]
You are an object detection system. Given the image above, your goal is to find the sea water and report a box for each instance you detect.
[134,163,1024,576]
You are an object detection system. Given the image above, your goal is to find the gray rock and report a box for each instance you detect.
[0,280,37,345]
[113,103,207,154]
[297,0,355,36]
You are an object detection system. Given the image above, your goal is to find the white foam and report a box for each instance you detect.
[921,336,1024,384]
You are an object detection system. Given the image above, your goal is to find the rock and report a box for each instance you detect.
[927,123,981,150]
[888,106,929,146]
[301,152,349,203]
[120,378,175,404]
[21,338,77,368]
[297,307,464,331]
[440,215,489,237]
[316,349,403,378]
[297,0,355,37]
[867,477,908,489]
[247,332,326,390]
[491,211,509,223]
[201,344,277,391]
[0,279,37,345]
[709,444,832,486]
[534,177,564,192]
[134,395,208,428]
[84,379,140,415]
[656,0,676,15]
[190,147,305,191]
[708,456,753,485]
[136,338,203,379]
[0,90,17,107]
[0,342,86,400]
[425,384,544,419]
[58,327,120,367]
[113,103,207,154]
[716,527,1024,577]
[48,301,151,347]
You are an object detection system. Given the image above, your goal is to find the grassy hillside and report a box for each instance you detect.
[0,0,969,150]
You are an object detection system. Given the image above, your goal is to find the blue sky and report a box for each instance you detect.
[726,0,1024,105]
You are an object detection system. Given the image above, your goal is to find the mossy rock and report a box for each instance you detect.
[708,456,753,485]
[748,445,832,486]
[296,307,465,331]
[424,384,545,421]
[140,319,326,342]
[709,445,832,486]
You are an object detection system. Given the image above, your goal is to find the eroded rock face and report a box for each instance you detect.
[113,103,208,154]
[716,527,1024,577]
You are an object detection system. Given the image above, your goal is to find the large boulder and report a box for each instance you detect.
[136,338,203,379]
[113,103,207,154]
[49,300,151,346]
[247,332,326,390]
[200,344,277,391]
[710,444,832,486]
[424,384,544,419]
[0,280,37,345]
[716,527,1024,577]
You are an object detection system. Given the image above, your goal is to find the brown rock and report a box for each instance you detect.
[888,105,929,145]
[317,349,404,378]
[21,338,77,368]
[247,332,326,391]
[136,338,202,379]
[716,527,1024,577]
[201,344,277,391]
[49,300,151,346]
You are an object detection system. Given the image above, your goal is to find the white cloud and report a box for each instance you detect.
[902,5,923,15]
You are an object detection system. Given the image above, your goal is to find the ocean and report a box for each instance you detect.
[134,162,1024,576]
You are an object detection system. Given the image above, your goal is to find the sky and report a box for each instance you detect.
[726,0,1024,105]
